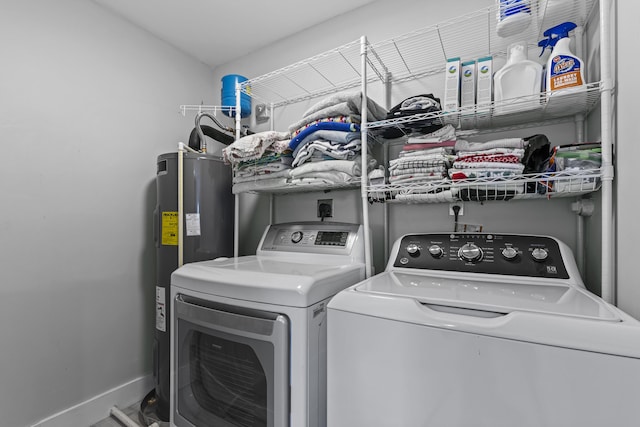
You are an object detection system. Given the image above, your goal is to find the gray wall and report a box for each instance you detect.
[0,1,215,425]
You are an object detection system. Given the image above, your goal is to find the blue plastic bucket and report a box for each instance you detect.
[221,74,251,118]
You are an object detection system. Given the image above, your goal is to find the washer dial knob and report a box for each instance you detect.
[406,243,420,257]
[291,231,304,243]
[501,246,518,260]
[531,247,549,262]
[428,244,444,258]
[459,243,483,263]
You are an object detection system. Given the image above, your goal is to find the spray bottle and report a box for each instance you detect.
[538,22,585,97]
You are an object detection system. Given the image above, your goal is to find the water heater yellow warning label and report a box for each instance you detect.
[161,211,179,246]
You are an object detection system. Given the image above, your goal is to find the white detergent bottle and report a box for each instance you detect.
[493,42,543,115]
[540,22,586,98]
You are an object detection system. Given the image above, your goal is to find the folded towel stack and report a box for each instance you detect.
[387,125,456,192]
[222,131,294,184]
[449,138,527,181]
[283,91,386,186]
[224,92,387,190]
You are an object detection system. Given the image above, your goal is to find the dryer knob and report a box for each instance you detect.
[406,243,420,257]
[428,244,444,258]
[531,247,549,262]
[459,243,483,263]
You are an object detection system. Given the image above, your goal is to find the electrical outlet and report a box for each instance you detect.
[449,203,464,216]
[317,199,333,218]
[255,103,269,124]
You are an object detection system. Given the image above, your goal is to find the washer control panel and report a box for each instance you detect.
[393,233,569,279]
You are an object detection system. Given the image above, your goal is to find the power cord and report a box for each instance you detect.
[452,204,461,232]
[319,203,332,222]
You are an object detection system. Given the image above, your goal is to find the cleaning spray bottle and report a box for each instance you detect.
[539,22,586,98]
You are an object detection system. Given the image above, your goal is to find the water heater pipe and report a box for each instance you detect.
[176,143,200,267]
[177,144,186,267]
[194,112,235,152]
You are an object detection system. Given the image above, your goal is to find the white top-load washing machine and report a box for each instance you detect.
[327,232,640,427]
[170,222,365,427]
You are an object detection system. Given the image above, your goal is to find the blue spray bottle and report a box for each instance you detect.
[538,22,585,98]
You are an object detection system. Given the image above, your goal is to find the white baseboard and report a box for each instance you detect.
[30,374,154,427]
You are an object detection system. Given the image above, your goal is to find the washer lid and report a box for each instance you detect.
[354,271,621,322]
[172,256,365,307]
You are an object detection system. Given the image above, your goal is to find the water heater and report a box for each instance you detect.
[153,151,233,421]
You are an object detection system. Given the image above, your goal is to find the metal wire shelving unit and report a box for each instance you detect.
[236,38,385,109]
[224,0,613,292]
[363,0,597,86]
[367,168,602,204]
[368,81,602,135]
[232,179,361,195]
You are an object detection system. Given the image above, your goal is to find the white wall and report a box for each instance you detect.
[0,1,215,425]
[214,0,605,288]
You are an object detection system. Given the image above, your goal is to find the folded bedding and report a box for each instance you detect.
[391,166,448,176]
[290,159,365,178]
[290,116,355,137]
[289,175,356,187]
[233,169,292,184]
[450,161,525,170]
[405,124,457,143]
[389,173,448,184]
[235,162,291,178]
[292,171,355,184]
[289,122,359,152]
[448,167,524,180]
[292,140,361,167]
[301,91,387,121]
[232,177,290,193]
[454,137,526,152]
[223,131,291,165]
[288,92,386,135]
[292,129,361,158]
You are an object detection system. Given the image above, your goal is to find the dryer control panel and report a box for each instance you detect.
[393,233,569,279]
[258,222,362,256]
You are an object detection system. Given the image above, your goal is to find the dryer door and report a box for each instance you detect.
[173,295,289,427]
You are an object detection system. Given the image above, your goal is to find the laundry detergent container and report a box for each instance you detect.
[221,74,251,118]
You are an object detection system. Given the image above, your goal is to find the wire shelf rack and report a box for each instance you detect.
[232,179,360,195]
[179,104,237,117]
[367,168,602,204]
[229,0,602,200]
[237,39,371,108]
[365,0,597,85]
[367,82,602,134]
